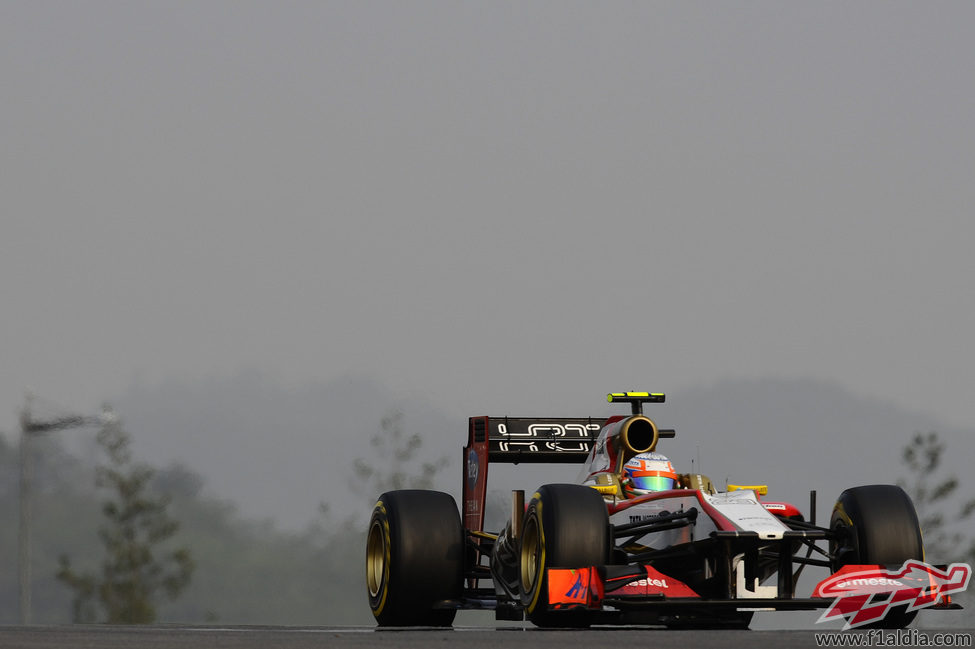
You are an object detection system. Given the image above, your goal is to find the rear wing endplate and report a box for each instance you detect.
[462,415,608,533]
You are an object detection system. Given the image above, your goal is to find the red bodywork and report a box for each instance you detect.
[548,565,701,611]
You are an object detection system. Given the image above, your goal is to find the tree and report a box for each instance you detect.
[899,431,975,564]
[304,409,452,624]
[351,410,449,497]
[56,414,194,623]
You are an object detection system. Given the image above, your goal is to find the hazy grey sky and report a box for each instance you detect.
[3,2,974,438]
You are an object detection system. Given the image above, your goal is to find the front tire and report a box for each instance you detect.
[519,484,610,627]
[366,490,464,626]
[829,484,924,629]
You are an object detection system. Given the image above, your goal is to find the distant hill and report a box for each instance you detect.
[659,377,974,524]
[111,371,458,529]
[109,373,974,531]
[7,373,971,626]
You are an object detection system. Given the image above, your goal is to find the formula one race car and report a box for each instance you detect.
[365,393,962,628]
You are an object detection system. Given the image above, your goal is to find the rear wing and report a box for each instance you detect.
[477,416,605,463]
[462,393,673,533]
[462,415,608,533]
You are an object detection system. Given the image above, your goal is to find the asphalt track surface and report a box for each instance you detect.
[2,626,974,649]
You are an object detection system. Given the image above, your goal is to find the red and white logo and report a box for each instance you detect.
[815,560,971,630]
[621,566,698,598]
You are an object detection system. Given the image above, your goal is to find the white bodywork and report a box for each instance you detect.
[704,490,790,540]
[608,489,790,551]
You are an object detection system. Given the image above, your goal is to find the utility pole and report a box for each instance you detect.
[18,394,112,625]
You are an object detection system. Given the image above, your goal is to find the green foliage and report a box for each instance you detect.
[56,417,194,623]
[899,431,975,564]
[0,407,449,625]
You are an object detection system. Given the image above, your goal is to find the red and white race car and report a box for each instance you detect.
[366,392,962,628]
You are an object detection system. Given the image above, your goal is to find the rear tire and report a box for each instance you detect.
[519,484,610,627]
[829,484,923,629]
[366,490,464,626]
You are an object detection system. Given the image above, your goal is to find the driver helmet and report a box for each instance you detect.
[622,452,678,497]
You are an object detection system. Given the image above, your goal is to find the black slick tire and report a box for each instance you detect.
[366,490,464,626]
[519,483,610,627]
[829,484,924,629]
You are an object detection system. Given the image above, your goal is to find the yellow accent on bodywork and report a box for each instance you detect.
[591,472,624,499]
[607,392,665,402]
[469,530,499,540]
[727,484,768,496]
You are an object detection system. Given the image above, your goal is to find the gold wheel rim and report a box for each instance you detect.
[520,514,540,593]
[366,519,386,598]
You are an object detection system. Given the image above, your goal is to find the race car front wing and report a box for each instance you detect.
[454,526,962,622]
